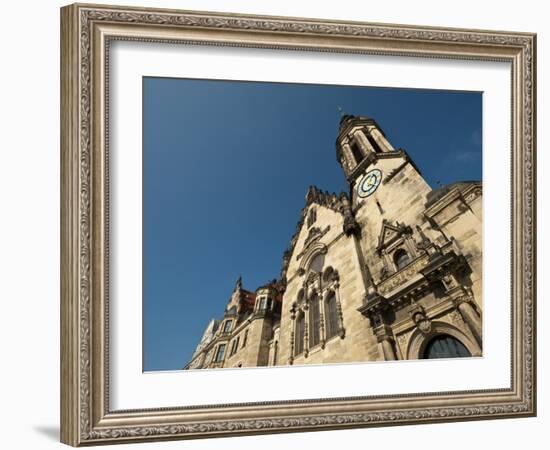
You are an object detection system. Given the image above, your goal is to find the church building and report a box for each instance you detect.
[184,115,482,370]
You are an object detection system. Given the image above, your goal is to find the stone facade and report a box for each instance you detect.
[184,115,482,370]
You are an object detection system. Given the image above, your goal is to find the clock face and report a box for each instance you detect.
[357,169,382,198]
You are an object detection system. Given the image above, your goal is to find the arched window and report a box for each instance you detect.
[325,292,339,339]
[309,294,320,347]
[393,248,410,270]
[422,335,471,359]
[295,313,305,355]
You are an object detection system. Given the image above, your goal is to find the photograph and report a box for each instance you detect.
[142,78,483,372]
[58,2,536,445]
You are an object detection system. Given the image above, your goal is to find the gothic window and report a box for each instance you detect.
[223,320,233,333]
[295,313,305,355]
[422,335,471,359]
[325,292,339,339]
[393,248,411,270]
[214,344,226,363]
[307,208,317,228]
[309,294,321,348]
[350,141,363,165]
[242,329,248,348]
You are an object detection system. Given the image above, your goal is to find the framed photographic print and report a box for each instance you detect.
[60,3,536,446]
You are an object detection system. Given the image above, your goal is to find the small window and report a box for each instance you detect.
[242,329,248,348]
[394,249,411,270]
[223,320,233,333]
[230,336,240,356]
[214,344,226,363]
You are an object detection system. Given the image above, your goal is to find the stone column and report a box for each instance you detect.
[341,143,355,169]
[354,130,376,156]
[333,282,346,338]
[303,305,309,357]
[457,300,482,347]
[375,324,397,360]
[319,293,326,347]
[379,337,397,361]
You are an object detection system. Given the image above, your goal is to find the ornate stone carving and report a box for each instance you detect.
[378,255,430,294]
[409,308,432,335]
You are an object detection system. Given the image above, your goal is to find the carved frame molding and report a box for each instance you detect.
[61,3,536,446]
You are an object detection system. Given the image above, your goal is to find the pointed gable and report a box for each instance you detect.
[376,220,412,252]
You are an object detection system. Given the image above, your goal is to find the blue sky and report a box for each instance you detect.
[142,77,482,371]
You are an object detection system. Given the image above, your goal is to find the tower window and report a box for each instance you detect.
[393,249,411,270]
[350,141,364,165]
[242,329,248,348]
[366,133,383,153]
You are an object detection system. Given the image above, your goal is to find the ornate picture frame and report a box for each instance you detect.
[60,3,536,446]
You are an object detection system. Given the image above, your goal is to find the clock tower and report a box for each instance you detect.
[335,113,441,283]
[336,114,432,214]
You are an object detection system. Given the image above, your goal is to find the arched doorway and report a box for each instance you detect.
[422,334,471,359]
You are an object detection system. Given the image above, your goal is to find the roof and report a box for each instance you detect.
[425,181,481,208]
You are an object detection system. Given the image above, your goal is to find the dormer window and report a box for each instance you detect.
[257,297,271,312]
[223,320,233,333]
